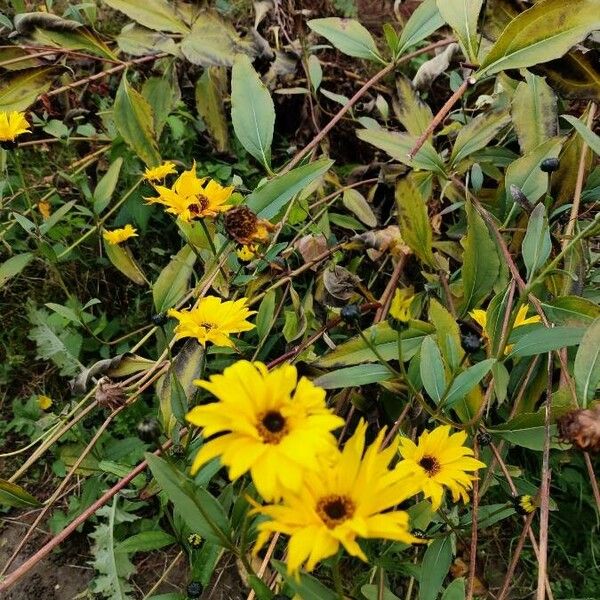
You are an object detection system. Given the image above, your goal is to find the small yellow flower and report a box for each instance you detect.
[470,304,541,354]
[37,395,53,410]
[38,199,52,220]
[389,287,414,323]
[253,420,423,574]
[143,161,177,182]
[167,296,255,348]
[102,224,138,245]
[0,111,30,142]
[145,162,234,222]
[396,425,485,510]
[514,494,537,515]
[237,245,257,262]
[187,361,344,501]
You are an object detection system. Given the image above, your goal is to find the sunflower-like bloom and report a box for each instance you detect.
[144,161,177,181]
[396,425,485,510]
[0,111,30,142]
[102,224,138,245]
[145,162,234,222]
[389,287,414,323]
[187,361,344,501]
[237,244,258,262]
[253,421,423,574]
[167,296,255,348]
[470,304,541,354]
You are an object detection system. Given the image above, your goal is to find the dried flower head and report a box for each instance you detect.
[557,406,600,452]
[224,206,275,245]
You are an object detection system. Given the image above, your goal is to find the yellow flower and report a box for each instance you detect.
[253,421,422,574]
[396,425,485,510]
[38,199,51,220]
[187,361,343,501]
[0,111,30,142]
[167,296,255,348]
[144,161,177,181]
[389,287,414,322]
[514,494,537,515]
[37,395,53,410]
[470,304,541,353]
[102,224,138,245]
[145,162,234,222]
[237,245,257,262]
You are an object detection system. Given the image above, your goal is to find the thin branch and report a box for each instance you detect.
[466,438,480,600]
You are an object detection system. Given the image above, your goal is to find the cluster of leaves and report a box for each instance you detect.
[1,0,600,599]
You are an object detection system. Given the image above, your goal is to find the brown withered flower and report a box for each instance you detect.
[223,206,275,245]
[557,405,600,452]
[95,377,127,410]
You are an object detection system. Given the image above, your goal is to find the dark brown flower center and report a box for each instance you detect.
[224,206,259,244]
[189,194,210,215]
[257,410,288,444]
[316,494,355,529]
[419,455,441,476]
[199,322,215,330]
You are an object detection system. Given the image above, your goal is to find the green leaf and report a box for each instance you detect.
[195,67,229,152]
[93,157,123,214]
[113,74,161,167]
[562,113,600,156]
[308,18,382,62]
[313,364,393,389]
[396,0,445,56]
[0,479,41,508]
[342,188,377,227]
[32,27,118,61]
[116,23,179,56]
[116,531,175,554]
[420,336,446,404]
[362,584,401,600]
[248,575,274,600]
[181,12,255,67]
[104,241,146,286]
[450,108,511,166]
[436,0,484,62]
[313,322,431,368]
[541,296,600,326]
[443,359,495,408]
[394,76,434,137]
[0,252,33,290]
[145,453,231,546]
[441,578,466,600]
[246,158,334,219]
[152,245,197,312]
[460,200,500,314]
[419,536,453,600]
[231,54,274,170]
[142,76,178,138]
[357,128,446,175]
[522,203,551,281]
[477,0,600,77]
[574,318,600,407]
[396,175,436,268]
[489,412,557,451]
[271,560,338,600]
[511,71,558,154]
[0,67,53,111]
[505,137,563,205]
[102,0,189,34]
[256,289,276,342]
[429,298,465,371]
[510,326,586,357]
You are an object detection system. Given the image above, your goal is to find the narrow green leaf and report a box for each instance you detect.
[246,158,333,219]
[396,0,445,56]
[271,560,338,600]
[342,188,377,227]
[394,76,434,137]
[104,241,146,286]
[93,157,123,214]
[460,201,500,314]
[562,113,600,156]
[489,412,558,451]
[195,68,229,152]
[116,531,175,554]
[522,203,551,281]
[231,54,274,170]
[0,479,41,508]
[308,18,382,62]
[477,0,600,77]
[574,318,600,407]
[443,358,495,408]
[313,364,392,389]
[436,0,484,62]
[0,252,33,290]
[256,290,276,342]
[420,336,446,404]
[419,536,453,600]
[152,246,197,312]
[510,326,586,357]
[441,578,466,600]
[0,67,53,111]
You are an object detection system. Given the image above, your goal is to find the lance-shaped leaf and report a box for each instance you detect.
[103,241,147,286]
[436,0,484,62]
[522,203,551,281]
[393,75,434,137]
[195,67,229,152]
[308,18,382,62]
[0,67,54,111]
[102,0,189,34]
[443,358,495,408]
[562,114,600,156]
[396,0,445,56]
[0,253,34,290]
[420,336,446,404]
[574,318,600,407]
[153,245,197,313]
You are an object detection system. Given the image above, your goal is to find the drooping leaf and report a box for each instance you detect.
[0,479,41,508]
[246,158,333,219]
[308,18,382,61]
[104,241,147,286]
[477,0,600,77]
[522,203,551,281]
[113,74,161,167]
[231,54,274,170]
[419,536,453,600]
[152,245,197,312]
[195,67,229,152]
[0,253,34,290]
[511,71,558,154]
[102,0,189,34]
[31,27,118,61]
[0,67,54,111]
[574,318,600,407]
[562,114,600,156]
[436,0,484,62]
[420,336,447,404]
[460,201,500,314]
[181,12,255,67]
[396,175,436,268]
[394,75,434,137]
[396,0,445,56]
